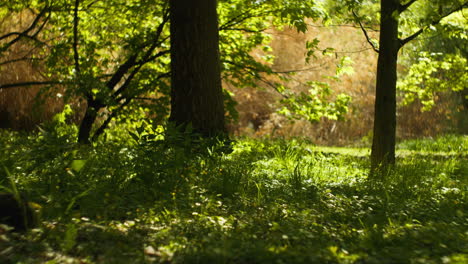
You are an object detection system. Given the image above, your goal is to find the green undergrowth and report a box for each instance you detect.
[397,134,468,154]
[0,129,466,264]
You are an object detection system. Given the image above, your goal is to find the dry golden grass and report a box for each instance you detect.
[0,10,64,130]
[228,24,378,145]
[228,23,462,145]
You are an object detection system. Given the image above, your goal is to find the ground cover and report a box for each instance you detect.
[0,129,466,263]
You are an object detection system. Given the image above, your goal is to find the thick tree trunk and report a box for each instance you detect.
[370,0,401,175]
[168,0,226,137]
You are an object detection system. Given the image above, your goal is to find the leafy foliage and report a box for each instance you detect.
[1,0,354,141]
[324,0,467,115]
[278,81,351,122]
[399,8,468,112]
[398,52,467,110]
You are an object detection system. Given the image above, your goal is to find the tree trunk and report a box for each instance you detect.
[370,0,401,175]
[77,98,102,144]
[168,0,226,137]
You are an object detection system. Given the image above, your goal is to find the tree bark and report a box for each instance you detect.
[168,0,226,137]
[370,0,401,175]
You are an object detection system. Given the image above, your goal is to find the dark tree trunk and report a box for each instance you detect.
[370,0,401,175]
[168,0,226,137]
[77,98,102,144]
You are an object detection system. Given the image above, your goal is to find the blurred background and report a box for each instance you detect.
[1,11,466,146]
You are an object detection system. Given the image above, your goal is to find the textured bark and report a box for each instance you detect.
[370,0,400,175]
[168,0,226,137]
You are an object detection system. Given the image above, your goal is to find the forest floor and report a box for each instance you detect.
[0,129,467,264]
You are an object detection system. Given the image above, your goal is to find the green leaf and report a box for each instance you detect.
[70,160,87,172]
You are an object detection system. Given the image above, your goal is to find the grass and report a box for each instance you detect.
[0,128,467,264]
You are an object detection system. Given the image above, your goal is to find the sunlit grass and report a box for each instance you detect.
[0,130,466,263]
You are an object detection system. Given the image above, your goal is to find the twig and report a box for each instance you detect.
[0,81,63,90]
[0,4,50,52]
[399,0,419,13]
[352,10,379,53]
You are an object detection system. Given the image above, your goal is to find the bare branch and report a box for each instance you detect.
[270,62,331,74]
[305,23,379,32]
[0,56,46,66]
[257,76,289,99]
[352,10,379,53]
[132,97,165,101]
[31,8,51,39]
[220,28,267,33]
[0,6,47,41]
[0,81,63,90]
[105,54,138,89]
[0,4,50,52]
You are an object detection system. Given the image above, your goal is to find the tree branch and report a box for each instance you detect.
[31,8,52,39]
[352,10,379,53]
[270,63,329,74]
[141,50,170,64]
[85,5,171,142]
[91,97,132,142]
[0,6,48,42]
[220,28,267,33]
[399,28,424,47]
[399,0,419,13]
[105,54,138,89]
[219,6,257,31]
[0,81,63,90]
[92,71,170,141]
[73,0,81,74]
[399,1,468,47]
[219,7,274,31]
[112,11,170,99]
[0,56,46,66]
[257,76,289,99]
[305,23,380,32]
[0,4,50,52]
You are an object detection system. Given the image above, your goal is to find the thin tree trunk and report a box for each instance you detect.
[77,98,102,144]
[168,0,226,137]
[370,0,400,175]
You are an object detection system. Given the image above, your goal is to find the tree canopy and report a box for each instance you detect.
[0,0,466,162]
